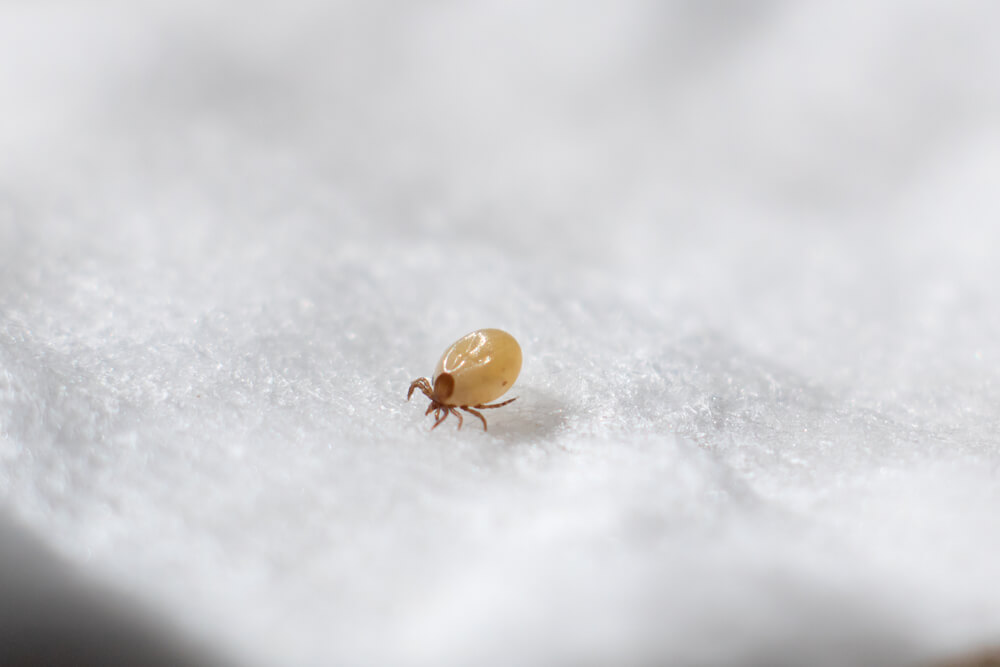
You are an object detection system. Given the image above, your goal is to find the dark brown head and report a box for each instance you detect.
[432,373,454,403]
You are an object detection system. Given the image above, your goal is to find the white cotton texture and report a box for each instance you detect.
[2,2,999,666]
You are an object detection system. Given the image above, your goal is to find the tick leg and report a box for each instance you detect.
[431,407,450,430]
[460,406,488,431]
[476,397,517,409]
[408,377,432,400]
[448,407,463,430]
[425,401,438,416]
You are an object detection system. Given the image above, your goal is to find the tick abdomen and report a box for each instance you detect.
[432,328,521,406]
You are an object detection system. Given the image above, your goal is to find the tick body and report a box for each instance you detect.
[408,328,521,431]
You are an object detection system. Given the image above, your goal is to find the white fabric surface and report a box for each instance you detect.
[2,2,999,665]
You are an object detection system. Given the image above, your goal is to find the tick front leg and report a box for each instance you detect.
[431,406,450,430]
[408,377,432,400]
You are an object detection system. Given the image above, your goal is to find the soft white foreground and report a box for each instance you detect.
[2,2,999,665]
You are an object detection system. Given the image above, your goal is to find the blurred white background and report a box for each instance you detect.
[2,2,999,665]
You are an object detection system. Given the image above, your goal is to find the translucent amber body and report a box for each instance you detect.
[432,328,521,406]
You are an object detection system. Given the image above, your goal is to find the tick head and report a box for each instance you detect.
[432,373,455,403]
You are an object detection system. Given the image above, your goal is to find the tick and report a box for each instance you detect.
[408,328,522,431]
